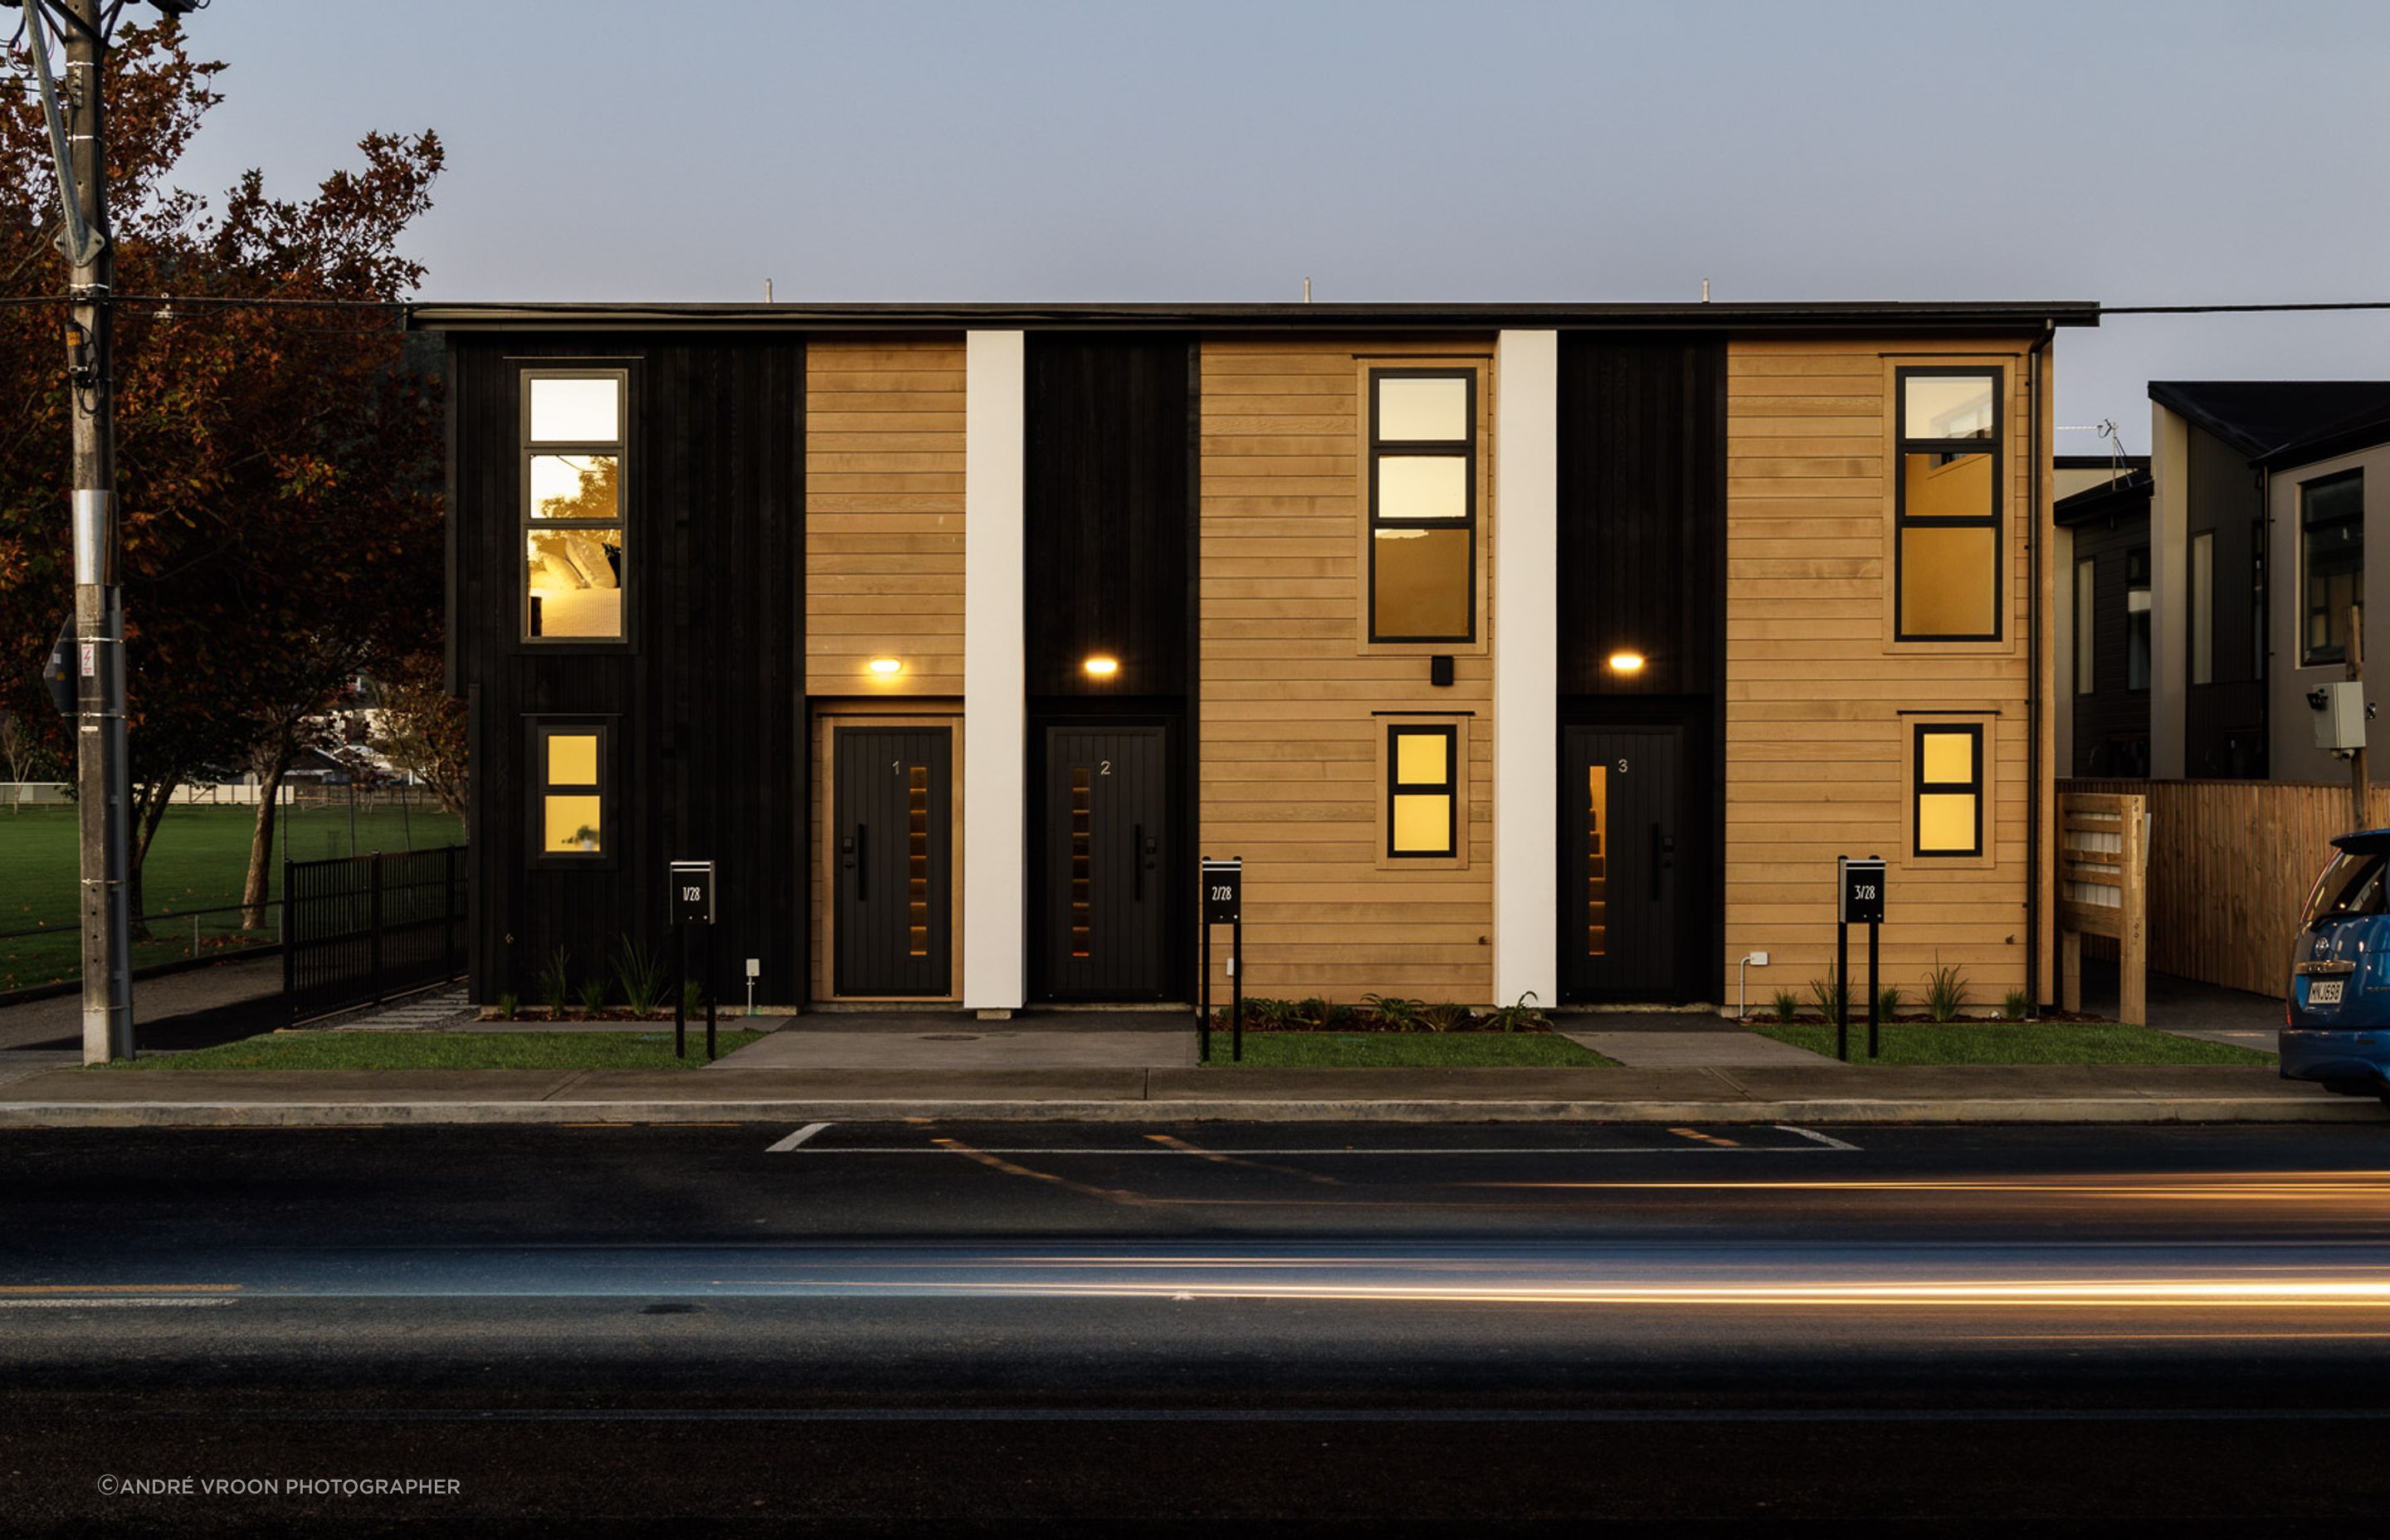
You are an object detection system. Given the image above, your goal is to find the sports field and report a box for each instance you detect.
[0,800,466,993]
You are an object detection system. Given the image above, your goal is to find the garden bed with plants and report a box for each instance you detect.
[484,939,721,1022]
[1200,993,1555,1034]
[1744,962,2109,1028]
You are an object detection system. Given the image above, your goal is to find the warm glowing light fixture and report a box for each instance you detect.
[1083,655,1119,679]
[1606,650,1646,675]
[867,656,904,677]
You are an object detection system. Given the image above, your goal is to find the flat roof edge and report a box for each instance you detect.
[405,300,2101,334]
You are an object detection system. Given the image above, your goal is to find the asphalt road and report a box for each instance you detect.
[8,1120,2390,1535]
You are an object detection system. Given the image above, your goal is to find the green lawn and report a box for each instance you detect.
[0,801,466,992]
[1751,1021,2274,1066]
[93,1028,766,1072]
[1199,1031,1617,1069]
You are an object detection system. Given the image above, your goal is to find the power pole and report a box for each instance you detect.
[25,0,131,1061]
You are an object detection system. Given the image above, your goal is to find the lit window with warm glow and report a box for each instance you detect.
[1367,368,1476,643]
[523,370,628,641]
[1913,723,1983,858]
[1895,368,2001,641]
[537,724,606,860]
[1387,724,1459,859]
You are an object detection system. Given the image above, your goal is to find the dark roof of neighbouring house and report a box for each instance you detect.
[405,299,2100,337]
[2053,468,2153,528]
[2149,380,2390,461]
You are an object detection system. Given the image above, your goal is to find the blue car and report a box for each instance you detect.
[2283,829,2390,1099]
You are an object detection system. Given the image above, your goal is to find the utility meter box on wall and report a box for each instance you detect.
[2311,680,2369,752]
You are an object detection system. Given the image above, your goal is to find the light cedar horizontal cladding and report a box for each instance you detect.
[804,339,968,696]
[1719,334,2038,1006]
[1200,336,1495,1003]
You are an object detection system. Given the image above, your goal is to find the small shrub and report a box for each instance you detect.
[615,938,671,1015]
[536,945,573,1016]
[1770,988,1801,1024]
[1924,956,1969,1022]
[1361,992,1427,1030]
[1877,985,1904,1021]
[680,978,705,1016]
[1317,1001,1356,1031]
[2002,989,2032,1022]
[1421,1001,1473,1033]
[575,975,608,1015]
[1296,997,1331,1029]
[1807,966,1849,1021]
[495,992,520,1022]
[1482,992,1547,1034]
[1247,997,1300,1030]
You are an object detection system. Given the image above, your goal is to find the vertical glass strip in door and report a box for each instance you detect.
[1069,766,1093,958]
[906,764,930,957]
[1587,763,1608,956]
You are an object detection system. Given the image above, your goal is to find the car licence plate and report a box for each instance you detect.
[2312,979,2345,1006]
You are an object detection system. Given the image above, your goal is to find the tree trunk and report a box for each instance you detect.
[241,758,289,932]
[126,779,176,943]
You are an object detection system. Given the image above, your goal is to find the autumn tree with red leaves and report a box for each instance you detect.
[0,19,449,927]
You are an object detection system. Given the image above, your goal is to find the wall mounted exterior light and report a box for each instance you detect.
[1083,655,1119,679]
[1606,651,1646,675]
[867,657,904,677]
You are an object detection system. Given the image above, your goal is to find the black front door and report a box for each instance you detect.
[833,726,952,997]
[1562,724,1683,1001]
[1036,725,1168,1000]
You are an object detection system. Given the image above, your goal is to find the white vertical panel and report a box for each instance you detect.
[1493,330,1559,1006]
[963,330,1026,1011]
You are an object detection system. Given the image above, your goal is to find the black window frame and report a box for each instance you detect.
[1385,723,1460,860]
[1912,722,1984,860]
[2300,469,2363,667]
[529,719,614,870]
[1366,367,1478,645]
[2073,556,2095,696]
[519,367,632,647]
[1894,366,2003,643]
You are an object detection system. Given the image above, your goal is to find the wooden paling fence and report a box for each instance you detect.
[2056,792,2146,1025]
[2062,778,2388,999]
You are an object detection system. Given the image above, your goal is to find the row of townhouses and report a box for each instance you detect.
[416,301,2099,1016]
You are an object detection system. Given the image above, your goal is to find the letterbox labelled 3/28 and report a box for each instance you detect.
[1839,856,1886,926]
[671,860,715,926]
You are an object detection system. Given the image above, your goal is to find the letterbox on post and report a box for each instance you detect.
[670,860,716,1059]
[1836,856,1887,1060]
[1199,858,1243,1063]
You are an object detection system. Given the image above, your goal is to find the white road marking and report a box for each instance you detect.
[1776,1125,1861,1151]
[767,1122,832,1152]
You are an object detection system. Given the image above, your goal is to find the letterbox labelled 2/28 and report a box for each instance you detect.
[1202,859,1241,925]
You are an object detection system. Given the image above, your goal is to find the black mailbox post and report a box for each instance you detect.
[1199,858,1242,1063]
[671,860,716,1060]
[1836,856,1887,1061]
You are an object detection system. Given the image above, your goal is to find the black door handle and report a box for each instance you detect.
[855,824,867,902]
[1134,822,1144,900]
[1649,824,1662,901]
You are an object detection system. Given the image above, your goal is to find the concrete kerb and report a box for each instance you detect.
[0,1094,2383,1128]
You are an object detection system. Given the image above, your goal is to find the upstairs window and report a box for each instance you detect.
[2073,558,2095,695]
[2189,531,2213,687]
[1895,369,2002,642]
[2126,544,2152,690]
[2302,470,2363,665]
[523,370,627,641]
[1367,368,1476,643]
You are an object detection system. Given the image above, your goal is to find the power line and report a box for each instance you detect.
[2099,300,2390,316]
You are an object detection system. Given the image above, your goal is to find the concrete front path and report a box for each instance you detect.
[713,1011,1196,1070]
[1558,1011,1843,1069]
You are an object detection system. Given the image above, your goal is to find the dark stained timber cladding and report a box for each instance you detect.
[1556,335,1726,698]
[1024,335,1193,699]
[445,333,806,1006]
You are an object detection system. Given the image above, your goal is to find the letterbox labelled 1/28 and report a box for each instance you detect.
[671,860,715,926]
[1202,859,1241,926]
[1839,856,1885,926]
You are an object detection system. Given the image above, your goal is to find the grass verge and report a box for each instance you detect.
[1198,1031,1616,1069]
[92,1029,768,1072]
[1750,1021,2273,1066]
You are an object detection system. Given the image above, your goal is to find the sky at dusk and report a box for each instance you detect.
[158,0,2390,453]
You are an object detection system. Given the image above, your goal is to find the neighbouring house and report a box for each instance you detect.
[2053,454,2153,776]
[412,300,2096,1016]
[2118,382,2390,782]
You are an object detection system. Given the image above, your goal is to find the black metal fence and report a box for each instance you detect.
[284,846,466,1022]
